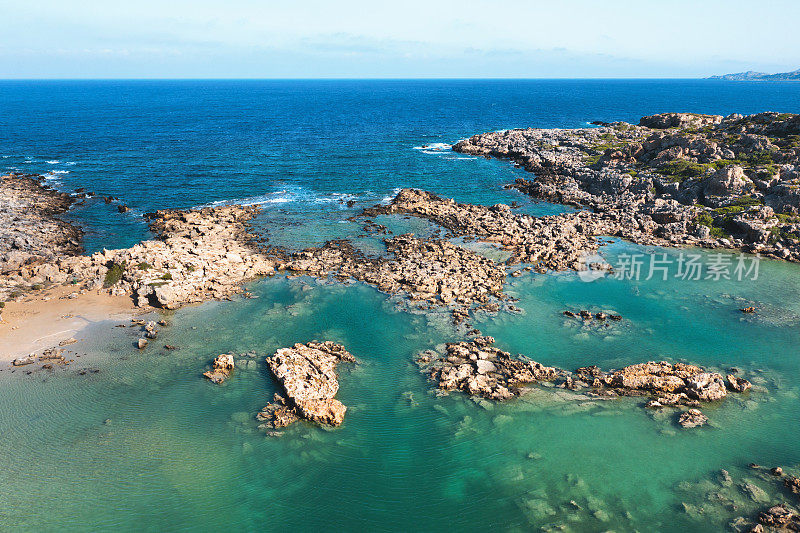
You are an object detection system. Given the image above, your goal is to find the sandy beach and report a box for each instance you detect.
[0,285,138,364]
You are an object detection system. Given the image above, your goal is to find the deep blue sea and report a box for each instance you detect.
[2,80,800,532]
[2,79,799,251]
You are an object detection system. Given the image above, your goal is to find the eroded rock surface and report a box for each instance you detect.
[257,341,355,430]
[417,336,563,400]
[454,112,800,261]
[281,234,506,316]
[0,174,83,272]
[678,409,709,428]
[365,188,621,271]
[0,177,275,308]
[418,342,751,424]
[203,353,235,384]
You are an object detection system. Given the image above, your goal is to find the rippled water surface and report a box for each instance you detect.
[1,80,800,531]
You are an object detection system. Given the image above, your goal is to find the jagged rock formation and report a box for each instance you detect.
[418,340,750,425]
[0,174,83,283]
[365,188,633,270]
[281,234,506,315]
[257,341,356,431]
[416,336,562,400]
[0,176,275,307]
[203,354,235,384]
[454,112,800,261]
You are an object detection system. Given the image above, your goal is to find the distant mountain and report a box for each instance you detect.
[708,68,800,81]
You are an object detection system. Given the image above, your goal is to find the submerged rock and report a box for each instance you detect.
[678,409,709,428]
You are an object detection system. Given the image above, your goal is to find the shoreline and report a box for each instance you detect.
[0,284,139,364]
[1,111,799,368]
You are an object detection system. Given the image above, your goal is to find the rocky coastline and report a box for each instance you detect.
[0,173,84,288]
[0,172,275,309]
[454,112,800,262]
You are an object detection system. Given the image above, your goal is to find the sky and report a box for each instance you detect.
[1,0,799,79]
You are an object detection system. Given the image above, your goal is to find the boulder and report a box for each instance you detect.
[259,342,356,429]
[203,353,235,384]
[727,374,752,392]
[704,166,751,196]
[685,372,728,401]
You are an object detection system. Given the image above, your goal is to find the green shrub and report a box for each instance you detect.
[655,160,708,181]
[160,272,173,281]
[709,226,728,238]
[31,284,44,291]
[137,262,152,270]
[103,262,126,288]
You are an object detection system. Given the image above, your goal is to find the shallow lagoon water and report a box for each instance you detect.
[1,80,800,530]
[1,252,799,531]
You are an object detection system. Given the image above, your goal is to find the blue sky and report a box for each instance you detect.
[1,0,798,78]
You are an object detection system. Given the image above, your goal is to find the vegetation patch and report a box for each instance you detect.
[103,261,126,288]
[655,160,708,181]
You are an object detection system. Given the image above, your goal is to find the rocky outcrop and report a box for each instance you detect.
[453,112,800,262]
[257,341,356,431]
[417,341,751,423]
[576,361,743,406]
[0,173,83,269]
[281,234,506,316]
[203,354,235,384]
[365,188,623,270]
[0,180,275,308]
[416,336,562,400]
[758,504,800,530]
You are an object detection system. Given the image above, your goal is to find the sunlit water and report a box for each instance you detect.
[1,80,800,531]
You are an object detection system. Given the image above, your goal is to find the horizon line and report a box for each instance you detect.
[0,76,750,81]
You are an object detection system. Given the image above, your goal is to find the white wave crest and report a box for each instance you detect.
[412,142,452,152]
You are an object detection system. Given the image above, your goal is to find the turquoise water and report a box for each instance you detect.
[1,80,800,530]
[1,246,799,531]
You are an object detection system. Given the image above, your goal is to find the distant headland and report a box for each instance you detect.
[708,68,800,81]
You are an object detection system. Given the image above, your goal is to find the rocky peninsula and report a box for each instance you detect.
[0,172,275,308]
[0,173,84,292]
[454,112,800,261]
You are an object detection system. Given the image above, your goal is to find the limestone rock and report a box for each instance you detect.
[203,353,235,384]
[259,341,355,429]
